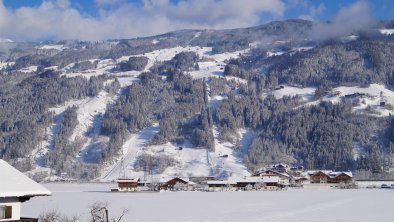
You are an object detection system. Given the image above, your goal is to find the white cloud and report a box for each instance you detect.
[0,0,286,41]
[309,1,375,41]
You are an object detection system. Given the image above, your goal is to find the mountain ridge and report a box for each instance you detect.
[1,19,394,181]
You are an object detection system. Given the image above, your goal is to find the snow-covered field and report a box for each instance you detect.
[23,183,394,222]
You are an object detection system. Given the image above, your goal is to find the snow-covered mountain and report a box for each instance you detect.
[2,19,394,181]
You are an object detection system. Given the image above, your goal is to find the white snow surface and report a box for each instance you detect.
[265,85,316,101]
[267,51,286,57]
[37,44,67,50]
[305,84,394,117]
[266,84,394,117]
[188,48,250,80]
[19,65,38,73]
[118,46,212,72]
[22,183,394,222]
[45,91,119,158]
[0,159,51,197]
[0,61,14,70]
[380,29,394,35]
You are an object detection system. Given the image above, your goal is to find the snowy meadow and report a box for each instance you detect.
[22,183,394,222]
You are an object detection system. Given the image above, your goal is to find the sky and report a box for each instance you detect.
[0,0,392,41]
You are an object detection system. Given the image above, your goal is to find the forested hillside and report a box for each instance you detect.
[1,19,394,180]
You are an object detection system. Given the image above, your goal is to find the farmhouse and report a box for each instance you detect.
[232,177,262,190]
[0,159,51,222]
[309,171,353,184]
[252,170,291,187]
[161,177,196,191]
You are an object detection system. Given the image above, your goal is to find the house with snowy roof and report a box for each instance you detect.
[0,159,51,222]
[160,177,196,191]
[308,170,353,184]
[252,170,291,187]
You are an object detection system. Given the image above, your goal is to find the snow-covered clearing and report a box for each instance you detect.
[19,65,38,73]
[267,51,286,57]
[188,48,250,80]
[0,61,14,69]
[118,46,212,72]
[305,84,394,117]
[37,44,67,51]
[23,183,394,222]
[380,29,394,35]
[266,84,394,117]
[264,85,316,101]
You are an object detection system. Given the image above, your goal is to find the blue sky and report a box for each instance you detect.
[3,0,393,20]
[0,0,391,41]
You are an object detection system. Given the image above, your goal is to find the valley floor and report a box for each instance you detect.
[23,183,394,222]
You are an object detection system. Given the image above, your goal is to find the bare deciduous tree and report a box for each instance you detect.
[90,202,128,222]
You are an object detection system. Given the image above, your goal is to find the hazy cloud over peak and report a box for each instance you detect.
[0,0,378,41]
[309,1,375,41]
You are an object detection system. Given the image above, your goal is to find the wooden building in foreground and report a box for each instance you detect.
[0,159,51,222]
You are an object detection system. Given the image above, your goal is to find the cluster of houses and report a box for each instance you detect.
[112,164,355,192]
[0,158,356,221]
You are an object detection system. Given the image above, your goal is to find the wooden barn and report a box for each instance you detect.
[0,159,51,222]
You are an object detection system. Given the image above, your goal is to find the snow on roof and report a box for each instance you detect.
[262,176,280,183]
[206,180,237,185]
[117,178,140,183]
[159,177,196,185]
[308,170,353,178]
[230,177,263,183]
[0,159,51,198]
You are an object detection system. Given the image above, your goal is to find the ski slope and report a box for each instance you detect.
[100,124,250,181]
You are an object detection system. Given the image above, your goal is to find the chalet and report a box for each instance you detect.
[309,171,353,184]
[161,177,196,191]
[309,171,330,183]
[232,177,262,190]
[261,176,280,190]
[293,177,309,186]
[113,178,140,192]
[327,172,353,184]
[252,170,291,187]
[206,181,237,191]
[271,163,290,173]
[0,159,51,222]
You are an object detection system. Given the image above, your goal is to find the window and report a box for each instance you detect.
[0,206,5,219]
[0,205,12,219]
